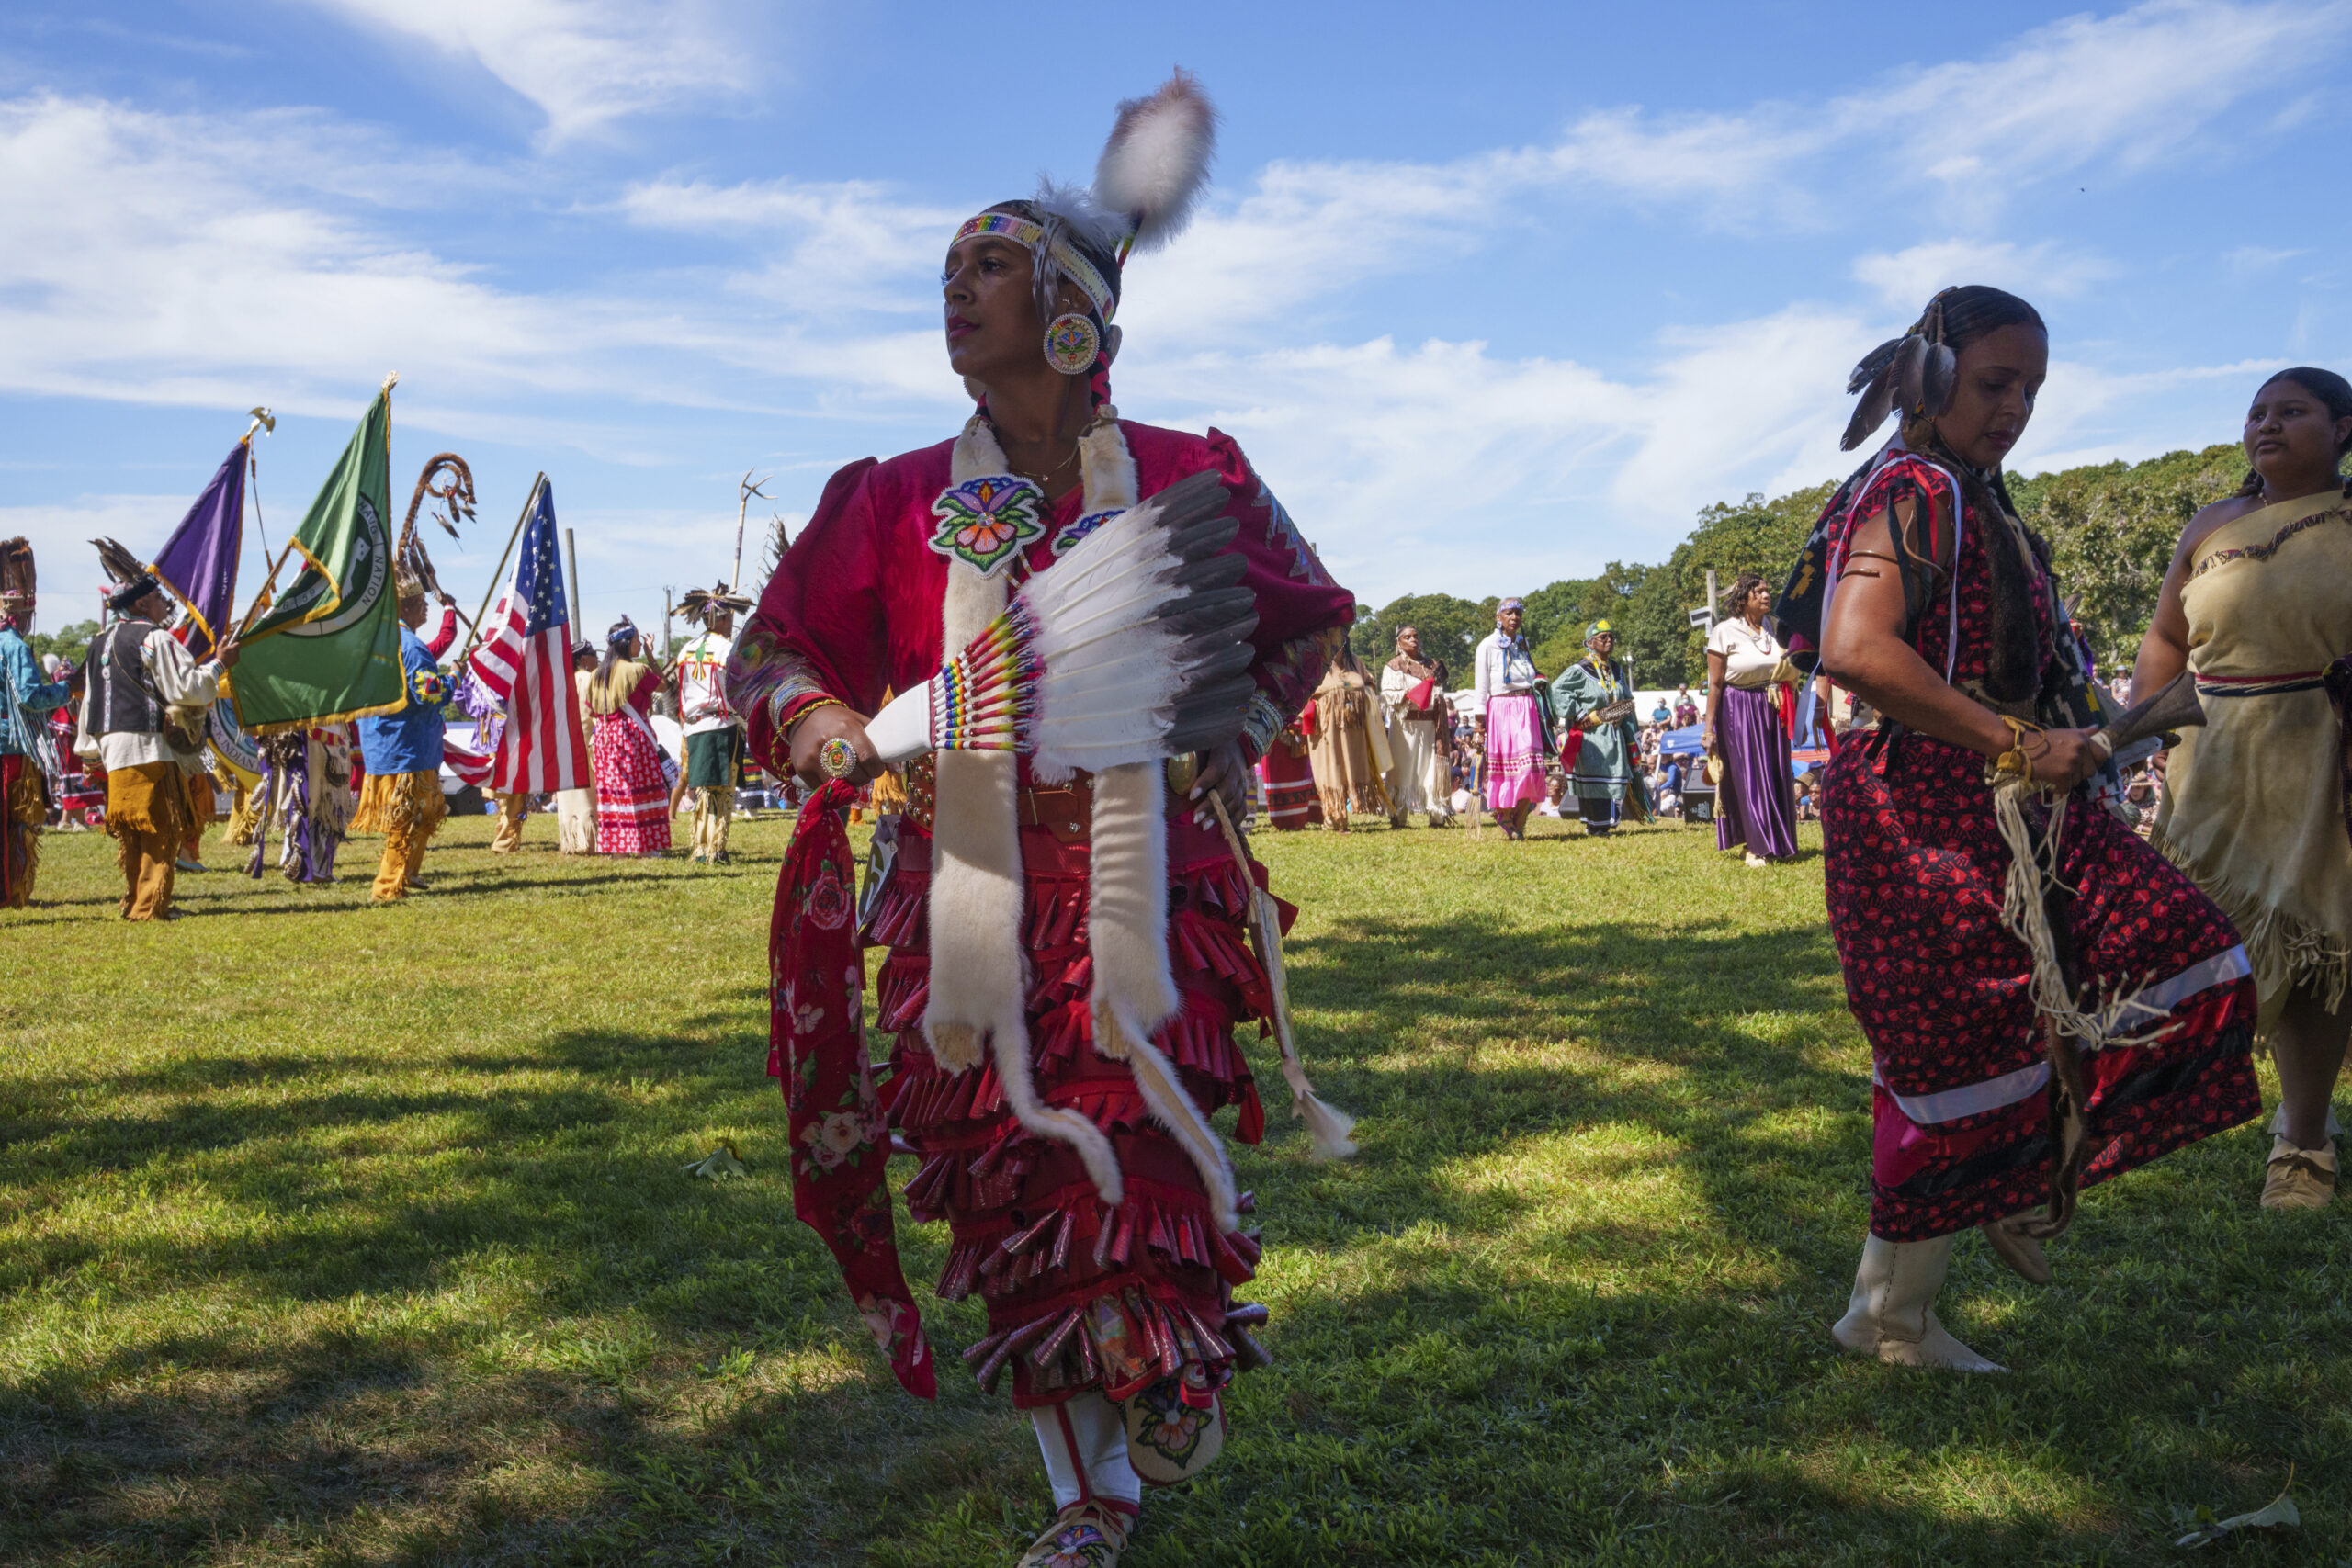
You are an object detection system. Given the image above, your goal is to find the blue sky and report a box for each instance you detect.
[2,0,2346,645]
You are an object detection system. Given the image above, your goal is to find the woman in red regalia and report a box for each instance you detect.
[729,74,1352,1567]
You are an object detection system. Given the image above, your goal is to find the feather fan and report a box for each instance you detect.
[1093,70,1218,254]
[858,470,1260,773]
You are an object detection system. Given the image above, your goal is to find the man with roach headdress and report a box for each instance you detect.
[726,73,1353,1566]
[1782,286,2259,1372]
[669,581,753,864]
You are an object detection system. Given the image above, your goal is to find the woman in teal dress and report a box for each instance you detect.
[1549,620,1643,836]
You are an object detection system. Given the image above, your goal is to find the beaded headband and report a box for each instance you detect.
[951,212,1118,322]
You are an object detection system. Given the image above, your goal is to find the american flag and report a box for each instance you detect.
[468,479,589,793]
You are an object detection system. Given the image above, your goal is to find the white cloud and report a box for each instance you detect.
[6,1,2342,619]
[291,0,753,142]
[1850,239,2116,313]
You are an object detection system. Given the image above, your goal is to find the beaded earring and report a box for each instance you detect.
[1043,312,1101,376]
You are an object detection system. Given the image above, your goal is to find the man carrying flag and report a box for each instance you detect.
[75,569,242,920]
[466,479,589,843]
[352,567,454,902]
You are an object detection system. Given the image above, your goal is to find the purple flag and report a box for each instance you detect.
[150,442,246,659]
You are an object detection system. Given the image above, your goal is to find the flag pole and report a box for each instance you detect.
[453,473,545,671]
[564,526,583,641]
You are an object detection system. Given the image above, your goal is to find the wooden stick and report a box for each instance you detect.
[452,472,544,671]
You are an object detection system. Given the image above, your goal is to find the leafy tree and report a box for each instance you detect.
[2010,443,2244,670]
[1335,440,2252,695]
[27,619,98,667]
[1351,592,1490,681]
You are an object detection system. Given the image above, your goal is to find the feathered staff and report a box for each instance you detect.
[397,453,478,607]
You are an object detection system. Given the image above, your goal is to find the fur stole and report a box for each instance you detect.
[924,412,1238,1230]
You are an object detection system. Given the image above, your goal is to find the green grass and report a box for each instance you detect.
[2,807,2344,1566]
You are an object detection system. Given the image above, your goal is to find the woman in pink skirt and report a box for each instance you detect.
[1472,598,1549,839]
[587,619,673,856]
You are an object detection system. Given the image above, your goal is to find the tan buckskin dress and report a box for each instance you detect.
[2154,487,2352,1027]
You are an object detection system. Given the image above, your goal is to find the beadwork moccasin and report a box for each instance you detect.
[1121,1371,1226,1487]
[1016,1499,1133,1568]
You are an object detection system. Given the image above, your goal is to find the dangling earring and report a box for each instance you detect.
[1043,312,1100,377]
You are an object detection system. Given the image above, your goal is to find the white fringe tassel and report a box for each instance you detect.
[1989,780,2175,1053]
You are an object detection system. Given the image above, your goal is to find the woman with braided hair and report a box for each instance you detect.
[1806,285,2259,1371]
[2134,367,2352,1209]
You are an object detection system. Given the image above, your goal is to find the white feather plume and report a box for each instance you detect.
[1028,178,1124,257]
[1092,70,1217,254]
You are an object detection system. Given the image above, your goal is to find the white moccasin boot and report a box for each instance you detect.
[1830,1232,2005,1372]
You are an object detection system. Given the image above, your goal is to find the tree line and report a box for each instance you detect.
[1349,442,2250,686]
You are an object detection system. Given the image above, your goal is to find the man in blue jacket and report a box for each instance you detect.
[353,569,451,903]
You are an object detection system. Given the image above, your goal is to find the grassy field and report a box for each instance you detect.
[1,805,2343,1566]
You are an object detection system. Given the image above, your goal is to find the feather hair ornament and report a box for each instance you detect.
[1093,69,1219,260]
[858,469,1260,773]
[91,536,148,587]
[1840,288,1964,451]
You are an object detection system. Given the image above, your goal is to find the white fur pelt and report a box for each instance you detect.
[1069,412,1240,1233]
[921,407,1237,1229]
[927,414,1123,1208]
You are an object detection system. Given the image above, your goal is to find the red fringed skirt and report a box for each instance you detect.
[1823,731,2261,1240]
[868,807,1275,1409]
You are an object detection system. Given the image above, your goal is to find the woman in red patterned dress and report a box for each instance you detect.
[1814,286,2259,1371]
[727,76,1352,1567]
[588,620,673,856]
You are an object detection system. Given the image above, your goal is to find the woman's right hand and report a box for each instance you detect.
[787,703,876,784]
[1702,725,1718,758]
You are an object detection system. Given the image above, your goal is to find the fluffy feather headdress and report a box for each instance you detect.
[1092,69,1218,258]
[994,72,1220,329]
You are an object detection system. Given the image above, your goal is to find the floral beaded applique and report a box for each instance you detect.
[928,474,1047,576]
[1052,507,1125,556]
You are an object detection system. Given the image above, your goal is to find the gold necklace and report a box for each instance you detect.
[1005,435,1081,489]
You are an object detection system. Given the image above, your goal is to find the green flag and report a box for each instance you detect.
[227,386,405,734]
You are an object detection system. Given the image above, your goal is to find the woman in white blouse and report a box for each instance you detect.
[1703,573,1800,865]
[1472,598,1548,839]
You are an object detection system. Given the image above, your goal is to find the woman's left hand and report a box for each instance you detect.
[1188,739,1250,831]
[2026,728,2104,794]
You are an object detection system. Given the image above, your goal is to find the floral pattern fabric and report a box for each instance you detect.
[1820,455,2260,1240]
